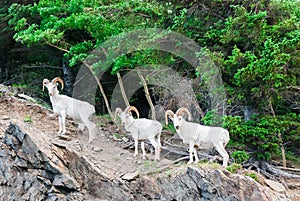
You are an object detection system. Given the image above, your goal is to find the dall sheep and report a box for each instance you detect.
[115,106,162,161]
[43,77,96,143]
[165,107,230,166]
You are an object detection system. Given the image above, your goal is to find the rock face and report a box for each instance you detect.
[0,123,292,201]
[0,123,79,200]
[0,123,131,200]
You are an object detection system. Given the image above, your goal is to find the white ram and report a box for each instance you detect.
[43,77,96,143]
[165,107,229,166]
[115,106,162,161]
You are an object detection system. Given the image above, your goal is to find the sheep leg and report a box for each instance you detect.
[193,147,199,164]
[134,138,139,158]
[157,133,162,147]
[149,137,161,161]
[79,113,96,143]
[215,144,229,167]
[60,111,66,134]
[58,116,63,134]
[141,141,147,160]
[188,143,195,164]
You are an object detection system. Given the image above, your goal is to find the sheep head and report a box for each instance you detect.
[43,77,64,96]
[116,106,139,127]
[166,107,192,131]
[125,106,140,118]
[176,107,192,121]
[52,77,64,90]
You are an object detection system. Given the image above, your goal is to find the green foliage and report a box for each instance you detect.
[164,123,176,133]
[113,133,122,139]
[12,83,27,88]
[202,110,225,126]
[23,114,32,123]
[7,0,171,68]
[245,172,259,182]
[286,151,300,165]
[197,162,220,168]
[226,163,242,173]
[224,113,300,160]
[164,169,172,177]
[231,150,250,164]
[143,160,158,169]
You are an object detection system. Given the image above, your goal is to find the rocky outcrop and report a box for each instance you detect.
[0,123,81,200]
[0,123,293,201]
[0,123,133,200]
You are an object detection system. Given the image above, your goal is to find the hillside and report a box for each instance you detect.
[0,85,299,200]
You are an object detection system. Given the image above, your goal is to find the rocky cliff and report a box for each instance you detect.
[0,87,299,200]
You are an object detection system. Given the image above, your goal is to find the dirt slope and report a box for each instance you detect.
[0,88,173,180]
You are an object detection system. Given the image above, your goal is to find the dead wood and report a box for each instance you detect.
[245,159,300,184]
[277,166,300,173]
[260,161,300,178]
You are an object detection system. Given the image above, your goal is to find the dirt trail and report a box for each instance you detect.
[0,91,172,181]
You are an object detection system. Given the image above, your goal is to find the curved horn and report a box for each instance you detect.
[125,106,140,118]
[42,79,50,91]
[165,110,174,125]
[51,77,64,90]
[176,107,192,121]
[114,107,123,121]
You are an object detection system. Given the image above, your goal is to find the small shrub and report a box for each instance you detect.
[23,115,32,123]
[164,123,176,133]
[245,172,258,182]
[202,110,224,126]
[226,163,242,173]
[197,161,220,168]
[231,150,250,164]
[165,169,172,177]
[143,160,158,169]
[113,133,121,139]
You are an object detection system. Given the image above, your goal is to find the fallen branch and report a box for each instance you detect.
[260,161,300,178]
[277,166,300,173]
[172,156,190,164]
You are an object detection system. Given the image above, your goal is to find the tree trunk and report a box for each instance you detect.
[137,69,156,120]
[269,99,286,168]
[117,72,130,107]
[83,62,114,120]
